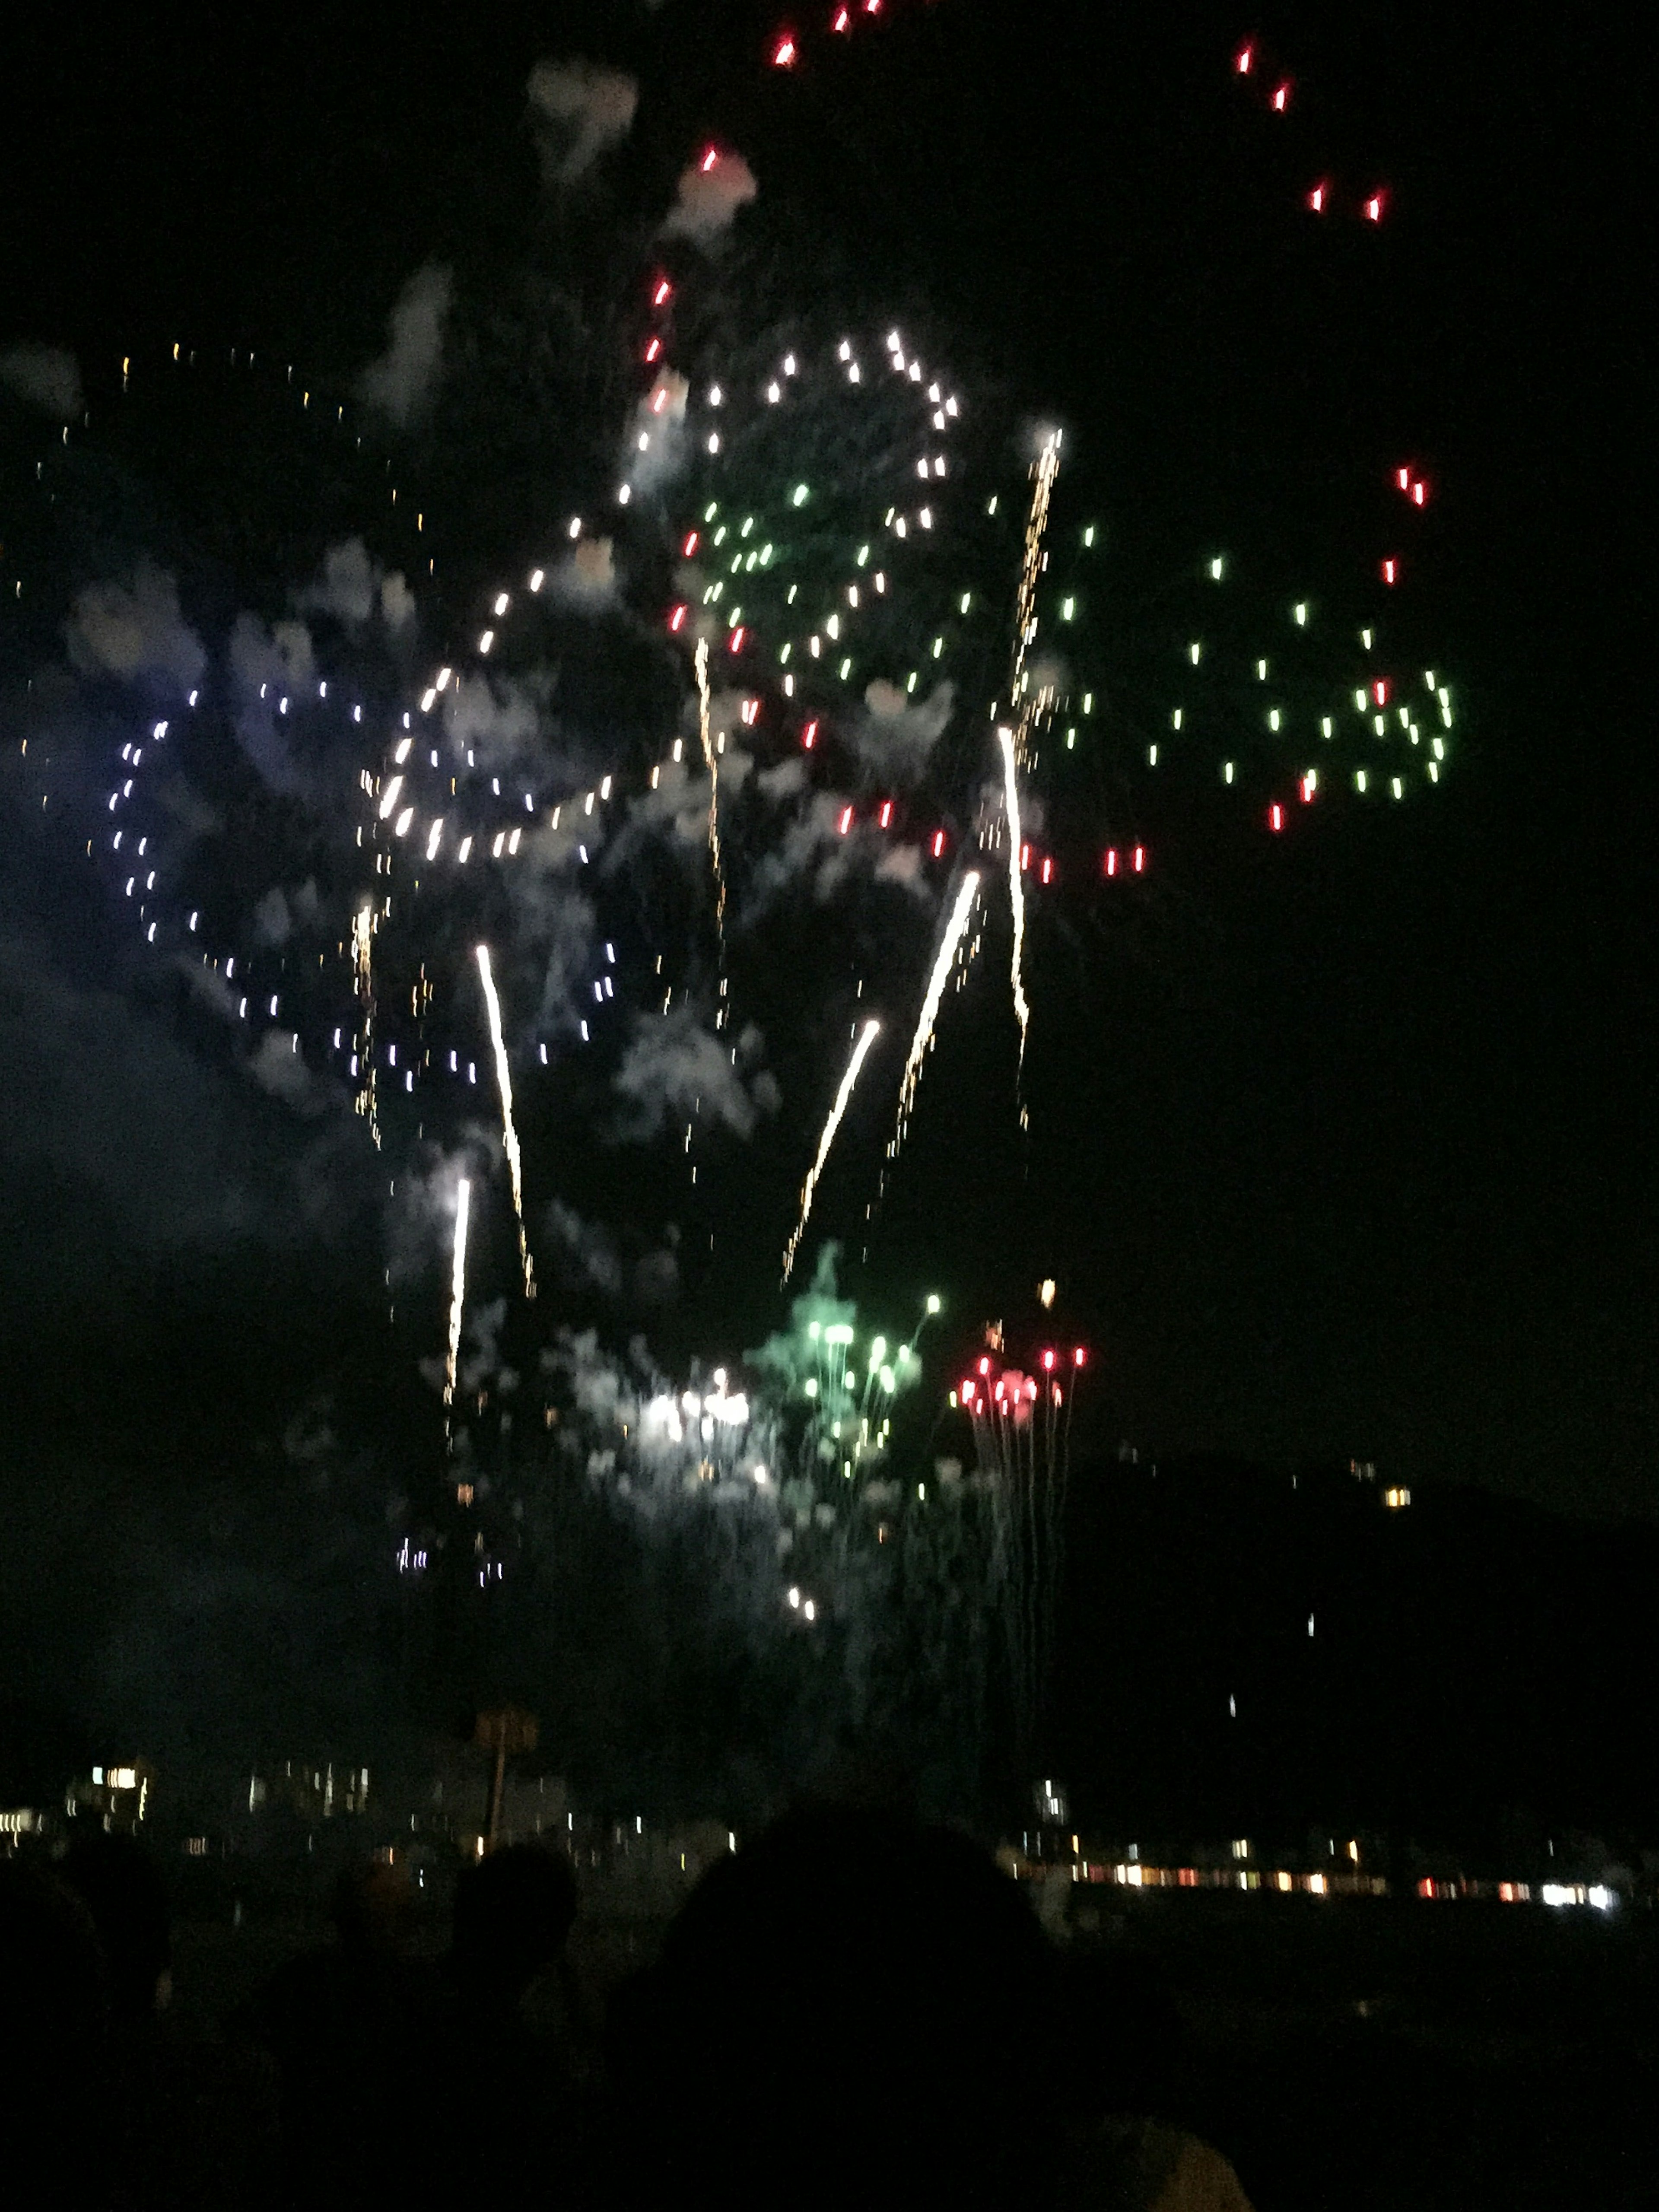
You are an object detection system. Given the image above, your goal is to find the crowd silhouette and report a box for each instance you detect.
[0,1806,1251,2210]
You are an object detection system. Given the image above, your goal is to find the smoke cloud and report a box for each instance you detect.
[0,342,83,418]
[527,59,639,180]
[65,563,206,695]
[299,538,416,633]
[357,264,452,426]
[855,678,956,780]
[612,1004,779,1142]
[662,150,757,242]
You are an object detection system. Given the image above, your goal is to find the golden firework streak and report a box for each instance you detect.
[475,945,536,1300]
[444,1177,470,1406]
[351,904,380,1149]
[783,1018,881,1284]
[1010,431,1062,769]
[893,871,981,1151]
[998,730,1030,1074]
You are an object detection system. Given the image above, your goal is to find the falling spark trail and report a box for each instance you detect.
[1010,432,1062,768]
[783,1018,881,1283]
[444,1178,470,1405]
[893,871,980,1152]
[694,638,728,996]
[998,730,1031,1082]
[476,945,536,1299]
[351,904,379,1148]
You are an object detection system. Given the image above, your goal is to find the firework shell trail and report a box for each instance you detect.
[998,728,1031,1092]
[476,945,536,1300]
[445,1177,470,1408]
[351,905,380,1149]
[694,637,729,1007]
[783,1018,881,1284]
[1010,433,1062,768]
[892,871,980,1157]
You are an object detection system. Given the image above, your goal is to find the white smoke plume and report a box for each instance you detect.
[527,58,639,179]
[0,342,83,417]
[441,673,545,775]
[227,613,317,791]
[299,537,416,632]
[662,149,757,242]
[854,677,956,779]
[544,1199,625,1298]
[612,1004,779,1142]
[245,1029,336,1118]
[65,563,206,693]
[357,264,452,426]
[625,371,689,496]
[548,535,617,604]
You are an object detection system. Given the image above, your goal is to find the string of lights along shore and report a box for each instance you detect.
[2,25,1456,1421]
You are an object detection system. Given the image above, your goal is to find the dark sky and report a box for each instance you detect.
[0,0,1650,1523]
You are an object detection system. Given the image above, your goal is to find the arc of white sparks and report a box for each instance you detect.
[893,871,980,1151]
[783,1018,881,1284]
[998,729,1030,1076]
[444,1177,470,1406]
[475,944,536,1300]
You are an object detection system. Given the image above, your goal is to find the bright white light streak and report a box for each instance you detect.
[894,872,980,1145]
[476,945,535,1299]
[782,1019,880,1283]
[998,729,1030,1072]
[444,1180,470,1405]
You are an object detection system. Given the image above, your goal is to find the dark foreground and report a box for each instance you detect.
[6,1823,1654,2211]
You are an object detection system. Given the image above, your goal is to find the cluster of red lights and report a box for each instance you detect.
[1235,42,1387,223]
[771,3,887,69]
[960,1347,1087,1411]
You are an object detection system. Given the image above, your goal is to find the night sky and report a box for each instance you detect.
[0,0,1649,1545]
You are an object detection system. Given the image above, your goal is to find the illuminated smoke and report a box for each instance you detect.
[783,1018,881,1284]
[893,871,980,1154]
[998,730,1030,1080]
[476,944,536,1299]
[444,1177,470,1405]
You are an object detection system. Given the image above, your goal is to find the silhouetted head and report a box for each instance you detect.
[452,1843,577,2003]
[0,1861,112,2185]
[58,1820,171,2021]
[331,1859,414,1963]
[619,1804,1055,2209]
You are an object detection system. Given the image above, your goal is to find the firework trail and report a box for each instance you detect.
[1009,431,1062,768]
[892,871,980,1155]
[475,944,536,1300]
[783,1017,881,1284]
[694,637,729,1001]
[998,728,1031,1086]
[350,904,379,1149]
[961,1347,1083,1771]
[444,1177,470,1406]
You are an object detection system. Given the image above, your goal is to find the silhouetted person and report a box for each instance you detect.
[609,1803,1056,2210]
[0,1860,114,2208]
[428,1843,581,2200]
[249,1859,434,2208]
[58,1819,172,2021]
[1056,1945,1255,2211]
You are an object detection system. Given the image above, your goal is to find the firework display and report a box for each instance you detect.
[0,17,1460,1785]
